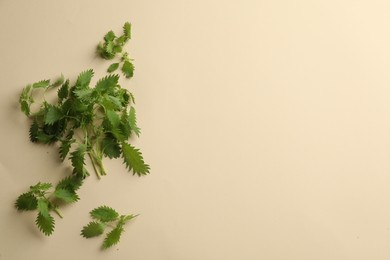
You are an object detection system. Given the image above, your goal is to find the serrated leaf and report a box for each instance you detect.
[76,69,94,87]
[104,31,116,42]
[15,193,38,211]
[107,63,119,73]
[129,107,141,137]
[70,144,86,174]
[95,74,119,93]
[81,221,106,238]
[123,22,131,41]
[29,120,39,142]
[121,142,150,176]
[37,199,49,218]
[58,79,69,102]
[36,212,55,236]
[45,106,63,125]
[102,134,121,159]
[19,85,33,116]
[32,80,50,89]
[105,110,120,128]
[90,206,119,222]
[102,226,123,249]
[122,60,134,78]
[50,74,64,88]
[31,182,53,191]
[53,188,79,203]
[59,137,74,161]
[73,88,94,100]
[56,175,83,191]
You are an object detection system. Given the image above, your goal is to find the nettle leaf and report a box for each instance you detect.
[106,110,120,128]
[31,182,53,191]
[123,22,131,41]
[32,79,50,89]
[36,212,55,236]
[56,175,83,191]
[15,193,38,211]
[129,107,141,137]
[104,31,116,42]
[90,206,119,222]
[74,88,94,100]
[19,85,33,116]
[29,120,39,142]
[95,74,119,93]
[102,226,123,249]
[37,199,50,218]
[58,80,69,102]
[122,60,134,78]
[76,69,94,87]
[70,144,86,174]
[81,221,106,238]
[59,137,74,161]
[121,142,150,176]
[45,106,63,125]
[102,134,121,159]
[107,63,119,73]
[54,188,79,203]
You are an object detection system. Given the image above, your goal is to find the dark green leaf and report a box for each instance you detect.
[90,206,119,222]
[102,134,121,159]
[15,193,38,211]
[36,212,55,236]
[56,175,83,191]
[29,120,39,142]
[81,221,105,238]
[58,79,69,102]
[53,188,79,203]
[70,144,86,174]
[59,137,74,161]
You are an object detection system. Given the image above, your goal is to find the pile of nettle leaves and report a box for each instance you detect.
[15,22,149,249]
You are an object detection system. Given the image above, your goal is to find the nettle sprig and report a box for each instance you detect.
[15,22,149,245]
[81,206,137,249]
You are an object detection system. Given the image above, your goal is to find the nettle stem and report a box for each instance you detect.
[53,208,63,219]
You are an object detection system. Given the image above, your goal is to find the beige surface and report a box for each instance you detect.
[1,0,390,259]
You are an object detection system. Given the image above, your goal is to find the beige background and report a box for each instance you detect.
[1,0,390,259]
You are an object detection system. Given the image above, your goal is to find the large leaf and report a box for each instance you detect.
[121,142,150,176]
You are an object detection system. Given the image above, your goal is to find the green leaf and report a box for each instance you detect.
[95,74,119,93]
[123,22,131,41]
[31,182,52,191]
[81,221,105,238]
[107,63,119,73]
[32,80,50,89]
[105,110,120,128]
[37,199,50,218]
[50,74,65,88]
[70,144,86,174]
[129,107,141,137]
[76,69,94,87]
[15,193,38,211]
[102,226,123,249]
[73,88,94,100]
[36,212,55,236]
[19,85,33,116]
[56,175,83,191]
[58,79,69,102]
[122,60,134,78]
[29,120,39,142]
[102,134,121,159]
[121,142,150,176]
[53,188,79,203]
[90,206,119,222]
[104,31,116,42]
[45,106,63,125]
[59,137,74,161]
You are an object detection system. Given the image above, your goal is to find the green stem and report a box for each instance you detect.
[88,152,101,179]
[53,208,63,219]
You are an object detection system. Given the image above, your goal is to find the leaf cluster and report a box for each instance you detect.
[81,206,137,249]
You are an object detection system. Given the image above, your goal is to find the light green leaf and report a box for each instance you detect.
[54,188,79,203]
[95,74,119,93]
[121,142,150,176]
[32,80,50,89]
[122,60,134,78]
[107,63,119,73]
[76,69,94,87]
[50,74,65,88]
[36,212,55,236]
[123,22,131,41]
[37,199,49,218]
[102,226,123,249]
[45,106,63,125]
[90,206,119,222]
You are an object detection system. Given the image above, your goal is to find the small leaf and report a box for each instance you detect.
[53,188,79,203]
[121,142,150,176]
[104,31,116,42]
[123,22,131,41]
[90,206,119,222]
[76,69,94,87]
[36,212,55,236]
[107,63,119,73]
[29,120,39,142]
[58,80,69,102]
[129,107,141,137]
[81,221,105,238]
[31,182,53,191]
[45,106,63,125]
[15,193,38,211]
[70,144,86,174]
[59,137,74,161]
[32,80,50,89]
[102,226,123,249]
[95,74,119,93]
[122,60,134,78]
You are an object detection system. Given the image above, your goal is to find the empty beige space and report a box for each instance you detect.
[1,0,390,259]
